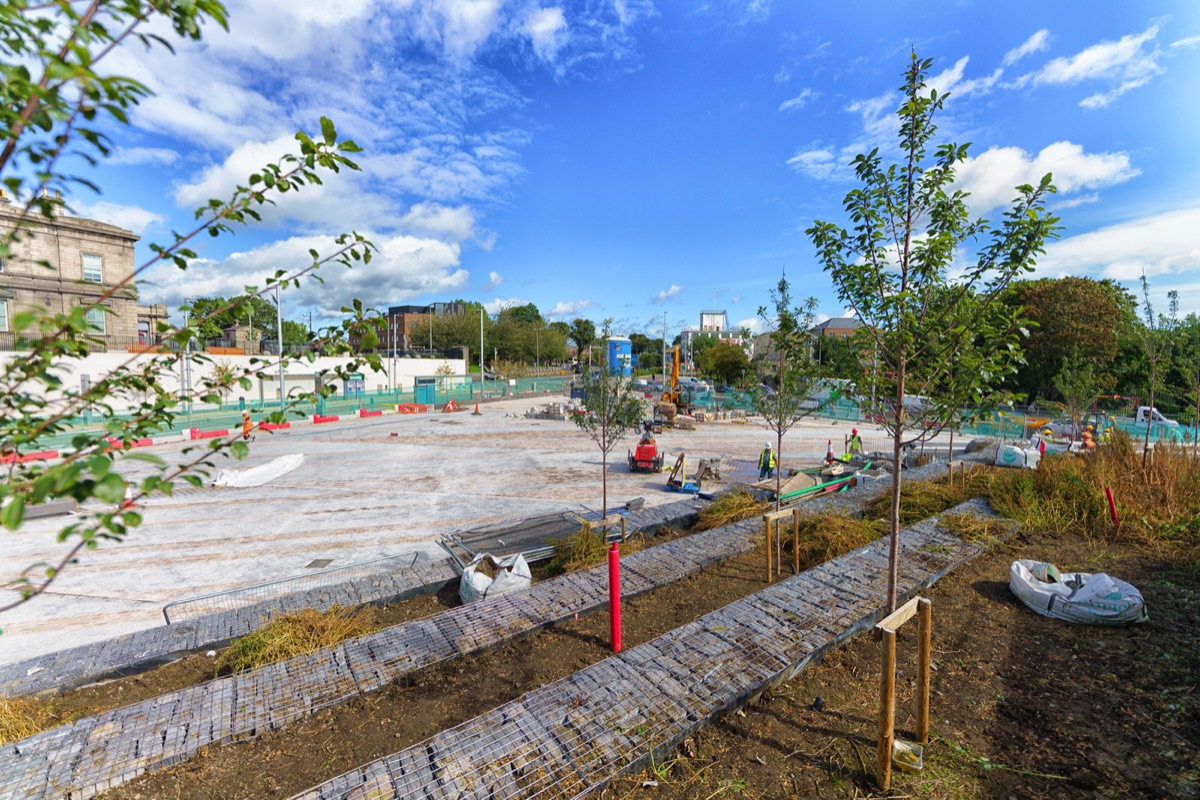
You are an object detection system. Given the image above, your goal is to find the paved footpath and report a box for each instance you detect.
[292,500,991,800]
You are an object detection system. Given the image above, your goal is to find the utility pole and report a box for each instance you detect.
[479,307,484,379]
[274,283,285,412]
[662,312,667,389]
[184,300,193,428]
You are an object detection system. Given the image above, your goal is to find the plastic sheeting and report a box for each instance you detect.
[213,453,304,488]
[1009,559,1148,625]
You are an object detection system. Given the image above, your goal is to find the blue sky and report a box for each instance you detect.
[74,1,1200,340]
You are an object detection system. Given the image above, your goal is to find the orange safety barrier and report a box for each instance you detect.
[359,409,383,418]
[312,414,339,424]
[190,428,228,440]
[260,422,291,431]
[396,404,431,414]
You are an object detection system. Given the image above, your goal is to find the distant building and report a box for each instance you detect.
[680,309,753,365]
[384,301,465,352]
[810,317,863,338]
[0,191,167,349]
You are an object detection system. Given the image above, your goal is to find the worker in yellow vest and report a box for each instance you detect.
[758,442,776,480]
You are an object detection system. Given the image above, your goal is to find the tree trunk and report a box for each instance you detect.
[1142,366,1154,471]
[602,449,608,520]
[887,375,906,612]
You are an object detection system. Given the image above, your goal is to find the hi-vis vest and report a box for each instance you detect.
[759,448,776,469]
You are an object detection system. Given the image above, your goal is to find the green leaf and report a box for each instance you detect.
[230,440,249,460]
[94,473,129,504]
[1,496,26,531]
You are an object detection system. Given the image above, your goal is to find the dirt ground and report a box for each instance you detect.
[71,508,1197,800]
[605,528,1199,800]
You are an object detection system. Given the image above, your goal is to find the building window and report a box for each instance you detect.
[0,300,8,332]
[85,307,106,333]
[82,253,103,282]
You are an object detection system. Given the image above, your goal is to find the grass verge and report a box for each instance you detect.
[215,606,379,676]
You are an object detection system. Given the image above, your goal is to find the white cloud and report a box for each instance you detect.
[1003,29,1051,66]
[955,141,1139,214]
[108,146,180,167]
[731,294,741,303]
[1171,36,1200,48]
[1038,207,1200,283]
[778,88,816,112]
[141,232,468,317]
[1027,24,1162,108]
[525,7,567,62]
[736,316,765,335]
[651,284,684,303]
[483,296,528,314]
[786,146,843,181]
[69,201,166,234]
[484,270,504,290]
[398,202,480,243]
[546,300,595,319]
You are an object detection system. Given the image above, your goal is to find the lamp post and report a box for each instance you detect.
[184,299,193,429]
[479,307,484,379]
[274,284,285,412]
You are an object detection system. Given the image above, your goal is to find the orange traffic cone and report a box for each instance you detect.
[121,482,136,511]
[825,439,835,464]
[472,403,481,415]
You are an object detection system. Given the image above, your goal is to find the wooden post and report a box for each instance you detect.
[916,598,931,744]
[791,508,800,575]
[620,516,627,543]
[763,515,772,583]
[877,627,897,791]
[960,461,967,492]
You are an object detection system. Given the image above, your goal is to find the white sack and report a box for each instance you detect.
[459,553,532,604]
[1009,559,1147,625]
[994,445,1040,469]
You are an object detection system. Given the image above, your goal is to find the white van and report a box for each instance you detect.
[1135,406,1178,427]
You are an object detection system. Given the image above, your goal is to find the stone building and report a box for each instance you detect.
[0,192,167,348]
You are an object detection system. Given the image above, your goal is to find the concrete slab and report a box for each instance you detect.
[0,395,932,666]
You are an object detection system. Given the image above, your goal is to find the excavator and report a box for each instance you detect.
[656,345,693,424]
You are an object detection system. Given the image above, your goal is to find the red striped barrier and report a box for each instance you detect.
[359,409,383,418]
[190,428,228,440]
[0,449,59,464]
[313,414,339,424]
[104,437,154,451]
[260,422,291,431]
[396,404,431,414]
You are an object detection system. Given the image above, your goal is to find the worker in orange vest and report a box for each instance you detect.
[241,411,254,442]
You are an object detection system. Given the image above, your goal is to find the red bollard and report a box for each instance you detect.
[1104,486,1120,528]
[608,541,622,653]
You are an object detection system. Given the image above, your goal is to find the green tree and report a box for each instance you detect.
[0,0,378,617]
[698,341,750,385]
[752,273,826,510]
[572,372,646,518]
[1138,275,1178,465]
[1001,277,1137,401]
[1051,349,1098,439]
[807,53,1059,610]
[569,318,596,361]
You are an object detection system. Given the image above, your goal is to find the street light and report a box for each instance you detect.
[272,284,285,412]
[184,299,193,429]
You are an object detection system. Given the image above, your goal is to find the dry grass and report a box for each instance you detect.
[214,606,379,676]
[694,490,767,531]
[0,697,58,745]
[865,468,978,526]
[975,429,1200,568]
[937,512,1016,547]
[545,522,645,575]
[781,512,882,571]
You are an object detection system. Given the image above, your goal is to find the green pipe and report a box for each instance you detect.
[779,460,871,502]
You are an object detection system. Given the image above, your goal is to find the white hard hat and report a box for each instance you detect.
[765,442,772,449]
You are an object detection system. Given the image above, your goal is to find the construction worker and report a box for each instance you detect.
[758,441,776,480]
[241,411,254,442]
[848,428,863,456]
